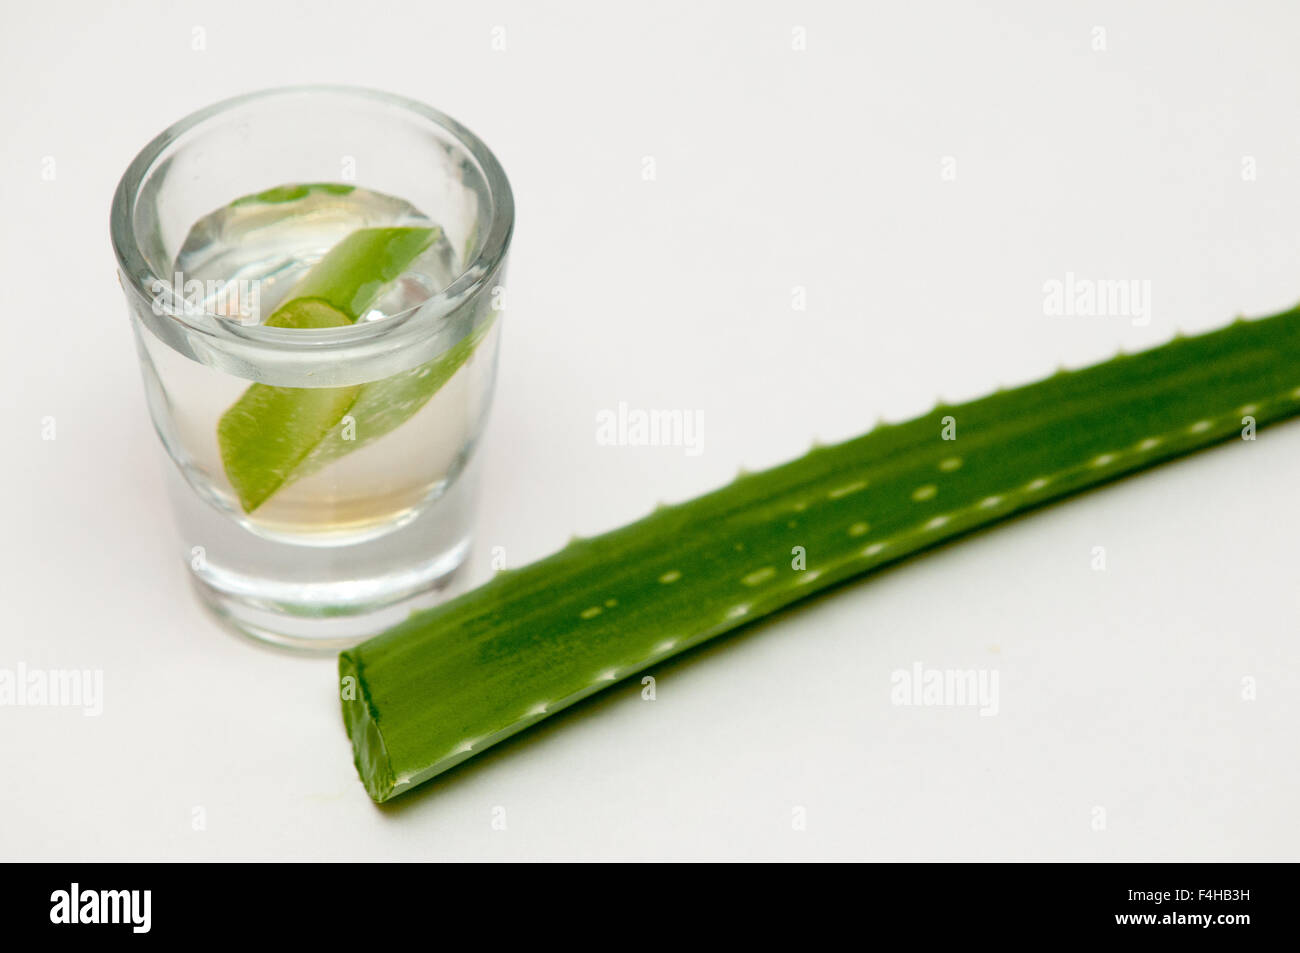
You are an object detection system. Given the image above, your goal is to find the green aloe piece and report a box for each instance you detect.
[217,298,362,512]
[285,226,440,320]
[218,224,468,512]
[296,318,496,472]
[228,182,356,208]
[340,303,1300,802]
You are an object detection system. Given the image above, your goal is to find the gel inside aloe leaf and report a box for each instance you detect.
[216,298,362,512]
[183,184,490,514]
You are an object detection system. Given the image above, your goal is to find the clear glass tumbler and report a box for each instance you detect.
[110,86,513,650]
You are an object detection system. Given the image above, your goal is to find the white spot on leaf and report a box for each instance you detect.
[829,480,868,499]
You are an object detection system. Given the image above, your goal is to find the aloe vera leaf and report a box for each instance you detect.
[340,305,1300,802]
[217,226,438,512]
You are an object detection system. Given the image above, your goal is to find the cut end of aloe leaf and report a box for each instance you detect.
[339,653,397,803]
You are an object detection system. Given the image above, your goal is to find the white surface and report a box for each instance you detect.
[2,0,1298,861]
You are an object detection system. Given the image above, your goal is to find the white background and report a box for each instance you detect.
[2,0,1298,860]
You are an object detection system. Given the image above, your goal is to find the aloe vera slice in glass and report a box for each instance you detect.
[217,225,451,512]
[228,182,356,208]
[285,226,441,319]
[295,318,496,474]
[217,299,362,512]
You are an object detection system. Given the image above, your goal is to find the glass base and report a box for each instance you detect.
[166,452,482,653]
[190,537,469,653]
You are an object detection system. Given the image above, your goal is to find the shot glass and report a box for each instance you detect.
[110,86,514,650]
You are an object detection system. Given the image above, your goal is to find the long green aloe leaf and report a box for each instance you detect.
[341,303,1300,802]
[218,223,468,512]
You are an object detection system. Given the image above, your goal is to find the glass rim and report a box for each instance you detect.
[109,84,514,350]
